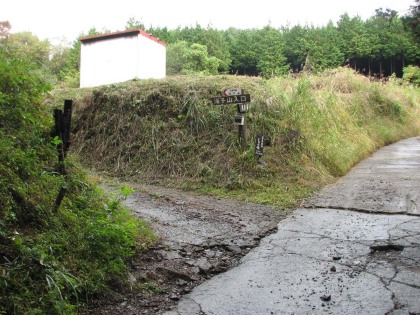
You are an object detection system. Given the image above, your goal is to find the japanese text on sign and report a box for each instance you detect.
[211,94,251,105]
[224,88,244,96]
[255,134,264,156]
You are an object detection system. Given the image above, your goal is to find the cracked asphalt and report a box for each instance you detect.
[93,176,285,313]
[164,137,420,315]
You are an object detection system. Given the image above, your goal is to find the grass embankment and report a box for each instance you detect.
[56,68,420,208]
[0,49,156,313]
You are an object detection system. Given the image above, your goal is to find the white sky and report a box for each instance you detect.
[2,0,415,45]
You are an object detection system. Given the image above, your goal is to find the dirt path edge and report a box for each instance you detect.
[91,184,287,314]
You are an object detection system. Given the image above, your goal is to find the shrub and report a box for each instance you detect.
[0,37,155,314]
[403,65,420,86]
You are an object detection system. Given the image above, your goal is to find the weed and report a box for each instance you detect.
[149,193,164,199]
[64,68,420,208]
[136,281,166,295]
[0,41,156,314]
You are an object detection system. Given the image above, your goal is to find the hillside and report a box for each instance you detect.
[53,68,420,208]
[3,65,418,313]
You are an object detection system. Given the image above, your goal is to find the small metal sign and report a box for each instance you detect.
[211,94,251,105]
[234,115,245,126]
[224,88,244,96]
[255,134,264,156]
[237,103,249,113]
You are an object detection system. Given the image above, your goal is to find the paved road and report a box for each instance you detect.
[165,137,420,315]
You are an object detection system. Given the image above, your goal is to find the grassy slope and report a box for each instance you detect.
[52,68,420,209]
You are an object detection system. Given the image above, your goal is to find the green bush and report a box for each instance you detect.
[403,65,420,86]
[0,38,155,314]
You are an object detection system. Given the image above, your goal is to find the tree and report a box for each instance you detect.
[47,40,72,81]
[147,26,175,44]
[166,41,222,75]
[0,21,11,40]
[256,26,289,77]
[367,9,396,74]
[5,31,58,84]
[402,0,420,40]
[365,8,416,76]
[177,24,206,44]
[166,24,231,73]
[126,17,145,30]
[283,25,311,72]
[337,14,373,72]
[0,41,50,130]
[8,31,51,66]
[167,41,189,74]
[304,23,344,72]
[403,65,420,85]
[228,28,260,75]
[401,1,420,67]
[387,15,417,73]
[200,27,232,73]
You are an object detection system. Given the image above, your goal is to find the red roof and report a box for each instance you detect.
[80,29,166,47]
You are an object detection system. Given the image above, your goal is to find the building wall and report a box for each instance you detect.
[137,35,166,80]
[80,33,166,88]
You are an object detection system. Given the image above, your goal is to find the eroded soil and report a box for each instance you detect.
[90,184,287,314]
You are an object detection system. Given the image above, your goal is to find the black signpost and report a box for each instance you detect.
[211,89,271,161]
[211,89,251,150]
[235,113,247,149]
[53,100,73,211]
[255,134,264,156]
[211,94,251,106]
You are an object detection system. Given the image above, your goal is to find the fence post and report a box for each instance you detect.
[53,100,73,211]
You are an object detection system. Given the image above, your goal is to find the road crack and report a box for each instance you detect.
[302,204,420,217]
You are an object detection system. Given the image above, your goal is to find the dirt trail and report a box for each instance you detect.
[92,184,287,314]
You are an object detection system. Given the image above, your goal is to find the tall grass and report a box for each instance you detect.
[66,68,420,208]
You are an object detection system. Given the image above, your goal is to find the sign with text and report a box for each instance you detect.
[255,134,264,156]
[211,94,251,105]
[224,88,244,96]
[234,115,245,126]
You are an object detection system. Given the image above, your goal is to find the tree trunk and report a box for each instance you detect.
[379,59,383,76]
[390,57,393,75]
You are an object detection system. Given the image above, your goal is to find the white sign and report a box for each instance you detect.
[234,115,245,126]
[224,88,244,96]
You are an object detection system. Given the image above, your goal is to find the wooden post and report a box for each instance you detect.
[62,100,72,157]
[236,103,248,151]
[53,109,65,174]
[238,114,247,150]
[52,100,73,211]
[54,187,67,211]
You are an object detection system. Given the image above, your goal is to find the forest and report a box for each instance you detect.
[0,2,419,87]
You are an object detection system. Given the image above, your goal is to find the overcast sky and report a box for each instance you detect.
[2,0,415,45]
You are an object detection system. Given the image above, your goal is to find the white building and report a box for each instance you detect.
[79,29,166,88]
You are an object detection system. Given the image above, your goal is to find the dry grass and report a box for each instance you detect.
[55,68,420,208]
